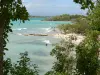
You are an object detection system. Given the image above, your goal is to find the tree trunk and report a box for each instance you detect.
[0,1,9,74]
[0,15,5,75]
[0,27,4,75]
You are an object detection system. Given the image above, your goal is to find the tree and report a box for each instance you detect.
[76,31,100,75]
[3,52,39,75]
[57,17,89,34]
[75,1,100,74]
[73,0,94,9]
[45,39,76,75]
[0,0,29,75]
[88,1,100,31]
[45,14,85,21]
[45,71,67,75]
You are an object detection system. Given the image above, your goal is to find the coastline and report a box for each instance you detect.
[54,33,84,45]
[21,31,84,45]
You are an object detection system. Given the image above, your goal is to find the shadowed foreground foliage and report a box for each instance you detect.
[76,31,100,75]
[0,0,29,74]
[45,39,76,75]
[3,52,39,75]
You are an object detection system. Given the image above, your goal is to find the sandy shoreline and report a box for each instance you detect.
[54,33,84,45]
[15,27,84,45]
[21,32,84,45]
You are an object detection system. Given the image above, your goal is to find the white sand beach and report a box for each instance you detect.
[54,33,85,45]
[22,32,84,45]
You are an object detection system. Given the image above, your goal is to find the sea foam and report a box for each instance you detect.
[16,33,23,36]
[41,27,52,33]
[13,28,27,31]
[43,40,51,44]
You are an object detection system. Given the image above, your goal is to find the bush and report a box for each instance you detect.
[57,18,89,34]
[44,14,85,21]
[3,52,39,75]
[45,71,67,75]
[45,39,76,75]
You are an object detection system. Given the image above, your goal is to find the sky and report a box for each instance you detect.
[22,0,87,16]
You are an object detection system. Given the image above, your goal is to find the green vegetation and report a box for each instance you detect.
[44,14,85,21]
[46,1,100,75]
[73,0,94,9]
[45,39,76,75]
[4,52,39,75]
[45,71,67,75]
[29,16,50,18]
[57,17,89,34]
[88,1,100,31]
[1,0,100,75]
[0,0,29,75]
[50,40,75,75]
[76,31,100,75]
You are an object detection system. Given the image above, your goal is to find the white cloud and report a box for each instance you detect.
[22,0,87,16]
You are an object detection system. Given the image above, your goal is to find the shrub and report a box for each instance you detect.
[3,52,39,75]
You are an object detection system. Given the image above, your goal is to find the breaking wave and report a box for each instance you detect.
[41,27,52,33]
[12,28,27,31]
[43,40,51,44]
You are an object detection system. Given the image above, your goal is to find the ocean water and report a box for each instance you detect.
[5,17,71,75]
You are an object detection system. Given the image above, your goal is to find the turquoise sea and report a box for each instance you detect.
[5,18,71,75]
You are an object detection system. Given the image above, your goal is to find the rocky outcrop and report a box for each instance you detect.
[24,34,48,36]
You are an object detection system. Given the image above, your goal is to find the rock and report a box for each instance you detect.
[24,34,48,36]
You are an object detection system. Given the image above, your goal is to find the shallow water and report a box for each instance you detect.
[5,17,71,75]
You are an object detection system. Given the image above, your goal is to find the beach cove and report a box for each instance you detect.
[5,17,71,75]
